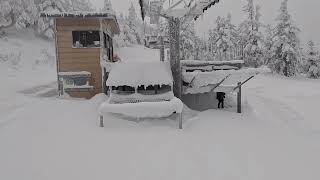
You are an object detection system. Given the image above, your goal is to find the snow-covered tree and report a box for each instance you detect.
[262,24,274,65]
[126,3,143,44]
[209,14,237,61]
[239,0,264,67]
[180,21,196,59]
[305,40,320,78]
[0,0,93,38]
[0,0,38,31]
[270,0,301,77]
[102,0,113,13]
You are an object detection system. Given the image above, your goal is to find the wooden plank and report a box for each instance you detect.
[58,47,100,53]
[59,53,100,59]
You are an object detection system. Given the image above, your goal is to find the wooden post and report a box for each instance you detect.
[54,18,61,96]
[160,36,164,62]
[99,115,104,127]
[237,82,242,113]
[178,113,182,129]
[169,17,181,98]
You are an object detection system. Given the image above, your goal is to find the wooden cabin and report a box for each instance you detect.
[40,12,120,99]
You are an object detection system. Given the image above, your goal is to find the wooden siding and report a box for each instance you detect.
[56,18,102,98]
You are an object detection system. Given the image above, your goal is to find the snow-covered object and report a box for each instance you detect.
[109,91,174,104]
[58,71,91,76]
[64,85,93,90]
[99,97,183,118]
[106,62,173,87]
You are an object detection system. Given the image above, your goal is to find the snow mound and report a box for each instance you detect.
[117,45,161,62]
[106,61,173,87]
[99,97,183,118]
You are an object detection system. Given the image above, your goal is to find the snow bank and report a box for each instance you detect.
[99,97,183,118]
[116,45,161,63]
[106,61,173,87]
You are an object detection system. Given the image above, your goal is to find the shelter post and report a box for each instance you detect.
[237,82,242,113]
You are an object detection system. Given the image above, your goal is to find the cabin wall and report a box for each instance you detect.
[56,18,102,98]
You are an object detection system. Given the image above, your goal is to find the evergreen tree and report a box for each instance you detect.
[126,3,143,44]
[239,0,264,67]
[306,40,320,78]
[209,14,237,61]
[263,24,274,65]
[180,21,196,60]
[270,0,300,77]
[102,0,113,13]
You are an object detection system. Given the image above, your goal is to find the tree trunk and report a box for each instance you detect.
[169,18,181,98]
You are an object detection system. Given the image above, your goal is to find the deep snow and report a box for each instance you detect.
[1,39,320,180]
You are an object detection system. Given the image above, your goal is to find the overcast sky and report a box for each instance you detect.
[91,0,320,46]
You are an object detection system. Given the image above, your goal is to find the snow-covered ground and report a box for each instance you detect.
[1,41,320,180]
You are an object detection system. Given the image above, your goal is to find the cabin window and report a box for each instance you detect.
[72,31,100,48]
[103,32,113,61]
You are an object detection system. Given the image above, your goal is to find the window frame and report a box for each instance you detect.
[72,31,101,49]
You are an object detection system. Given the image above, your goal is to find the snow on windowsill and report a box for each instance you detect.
[59,71,91,76]
[64,85,94,90]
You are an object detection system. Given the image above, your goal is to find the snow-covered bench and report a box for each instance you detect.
[99,61,184,129]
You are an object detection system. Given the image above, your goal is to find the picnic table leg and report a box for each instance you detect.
[100,115,104,127]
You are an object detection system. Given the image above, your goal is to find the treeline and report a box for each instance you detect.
[0,0,93,38]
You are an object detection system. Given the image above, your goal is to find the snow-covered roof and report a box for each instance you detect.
[181,60,244,66]
[40,11,120,34]
[106,62,173,87]
[182,67,270,88]
[40,11,116,18]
